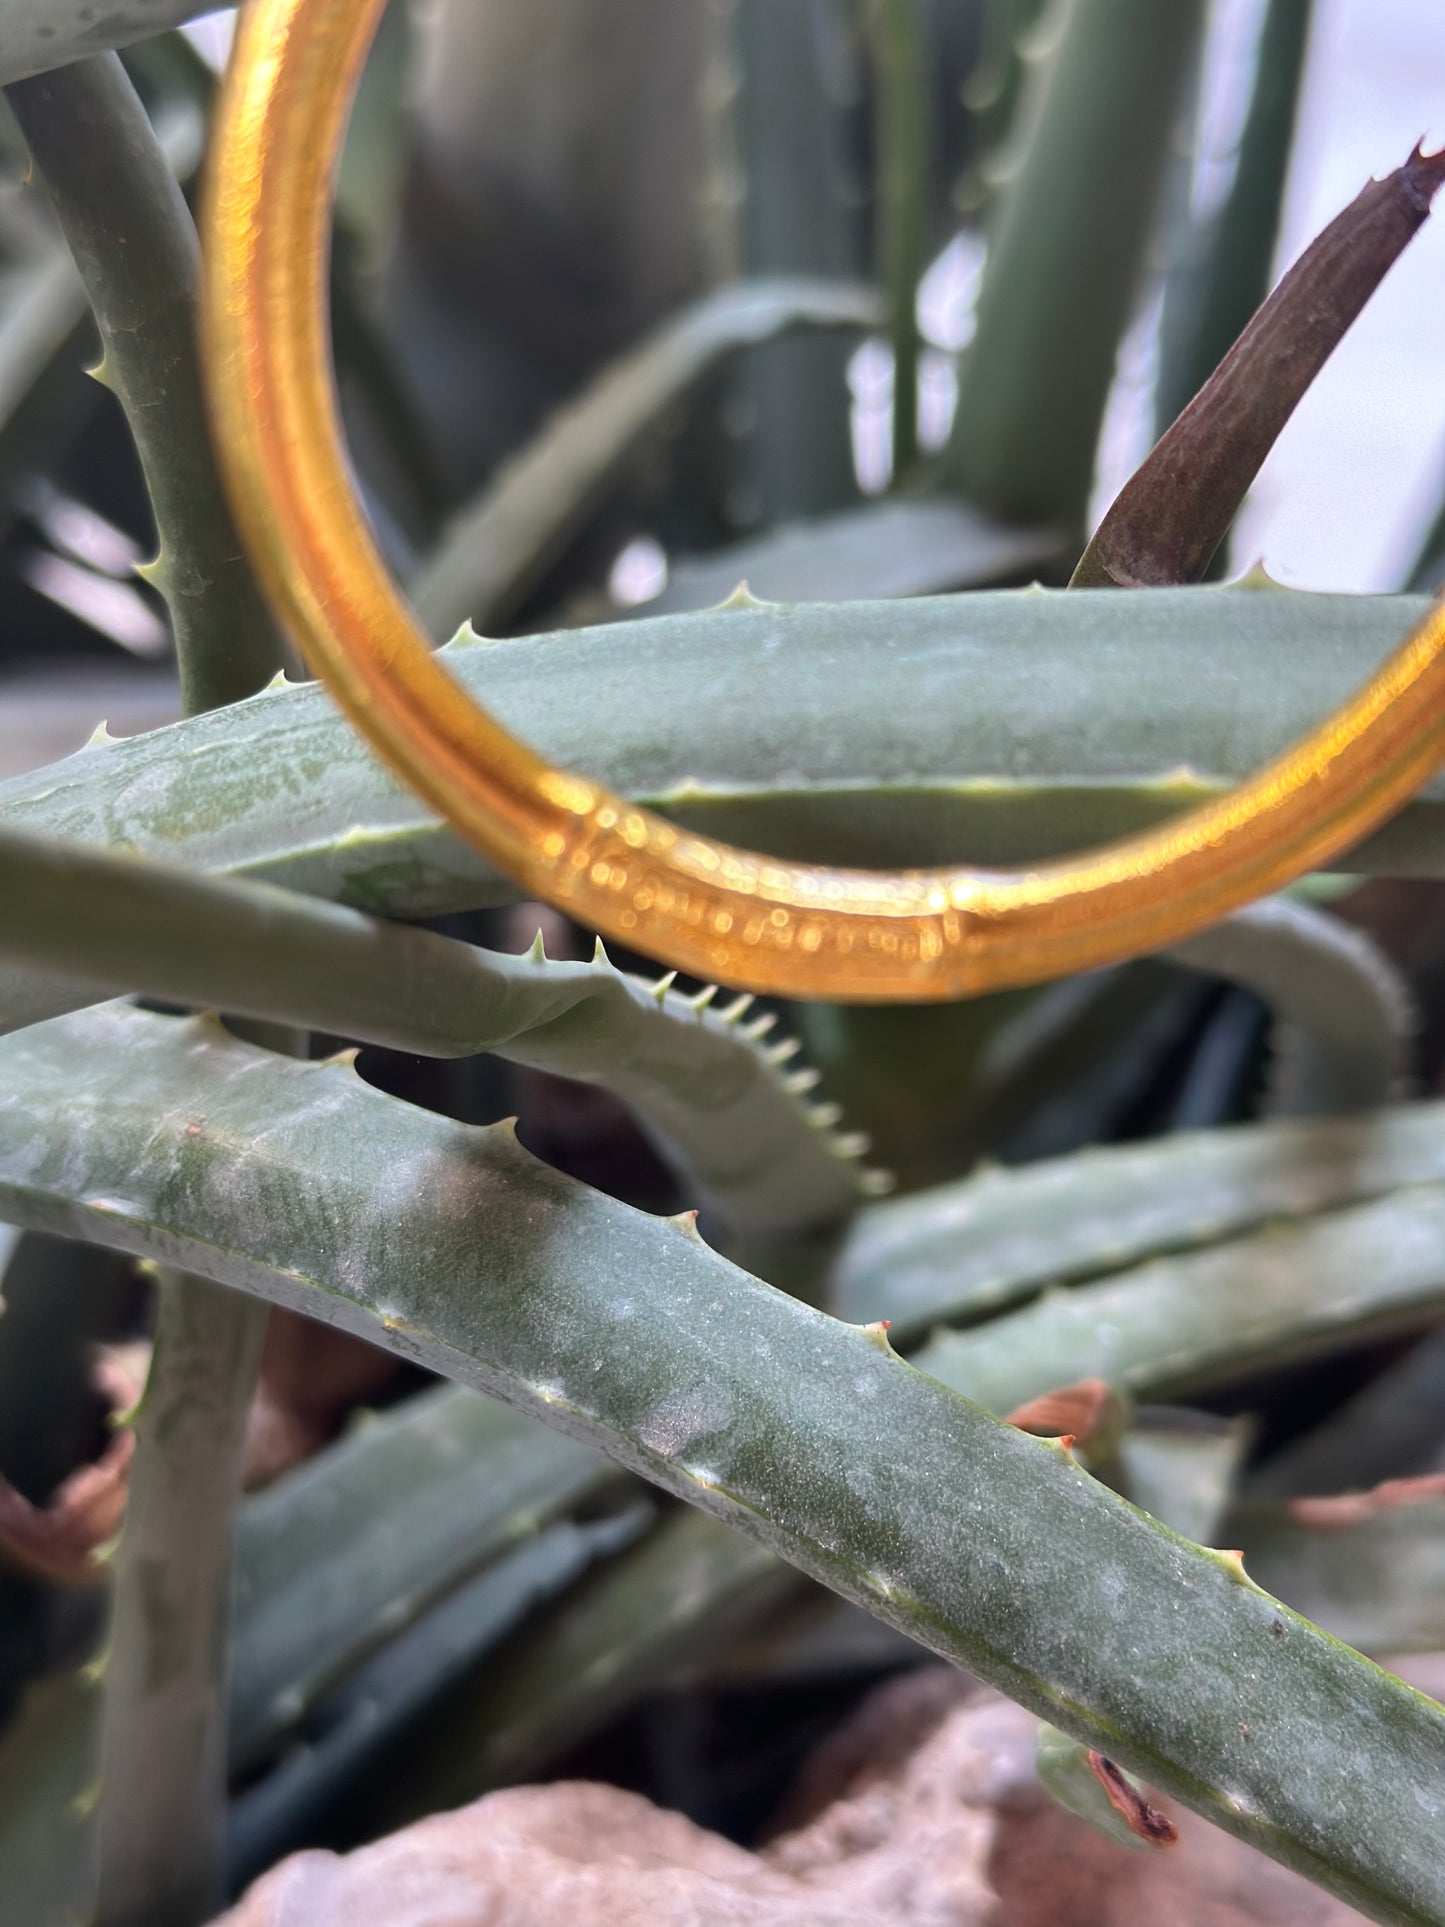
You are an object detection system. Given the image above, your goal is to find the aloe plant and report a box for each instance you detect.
[3,7,1445,1926]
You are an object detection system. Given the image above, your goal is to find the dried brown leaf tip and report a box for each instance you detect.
[1073,142,1445,589]
[1287,1471,1445,1531]
[1086,1752,1179,1848]
[0,1350,142,1587]
[1006,1377,1115,1447]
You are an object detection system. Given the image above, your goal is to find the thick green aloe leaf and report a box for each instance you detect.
[622,498,1061,618]
[410,277,882,639]
[832,1100,1445,1337]
[1234,1487,1445,1657]
[0,593,1434,993]
[0,829,873,1235]
[230,1510,650,1885]
[231,1385,616,1771]
[921,1188,1445,1409]
[0,1004,1440,1921]
[0,3,215,86]
[944,0,1206,528]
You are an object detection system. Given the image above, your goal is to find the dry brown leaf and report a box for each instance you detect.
[0,1346,144,1587]
[1287,1473,1445,1532]
[1005,1378,1115,1446]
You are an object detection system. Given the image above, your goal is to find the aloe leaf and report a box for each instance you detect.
[1165,895,1412,1116]
[722,1,869,526]
[353,1503,798,1832]
[943,0,1206,529]
[621,497,1062,618]
[4,58,294,1927]
[1233,1484,1445,1658]
[1153,0,1316,439]
[94,1272,263,1927]
[230,1509,651,1886]
[1249,1325,1445,1503]
[831,1099,1445,1338]
[4,56,283,712]
[920,1187,1445,1413]
[0,830,872,1235]
[410,277,880,640]
[1075,144,1445,590]
[867,0,927,481]
[0,2,215,86]
[0,1004,1441,1919]
[230,1384,616,1772]
[1118,1411,1250,1546]
[0,1667,101,1926]
[0,590,1436,960]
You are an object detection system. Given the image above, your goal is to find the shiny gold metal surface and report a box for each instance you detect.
[202,0,1445,1000]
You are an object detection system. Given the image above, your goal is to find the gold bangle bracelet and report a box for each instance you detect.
[201,0,1445,1002]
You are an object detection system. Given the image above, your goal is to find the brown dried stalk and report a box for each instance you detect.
[1073,144,1445,589]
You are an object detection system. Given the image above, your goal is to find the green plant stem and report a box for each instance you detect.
[944,0,1206,528]
[868,0,927,482]
[4,56,283,712]
[96,1273,264,1927]
[0,826,874,1235]
[410,277,880,640]
[5,54,295,1927]
[0,1004,1441,1922]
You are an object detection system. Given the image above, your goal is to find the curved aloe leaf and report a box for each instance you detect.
[5,56,283,712]
[0,592,1435,974]
[0,829,872,1235]
[355,1503,797,1830]
[0,1003,1441,1921]
[410,277,881,639]
[622,497,1062,617]
[832,1098,1445,1337]
[231,1385,615,1772]
[920,1187,1445,1411]
[230,1510,650,1886]
[944,0,1206,528]
[1166,895,1411,1116]
[1153,0,1315,438]
[1234,1485,1445,1657]
[0,2,215,86]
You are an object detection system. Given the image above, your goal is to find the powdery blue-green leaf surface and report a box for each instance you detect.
[832,1100,1445,1337]
[0,1004,1440,1922]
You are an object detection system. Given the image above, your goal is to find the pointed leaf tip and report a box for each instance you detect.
[527,929,548,963]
